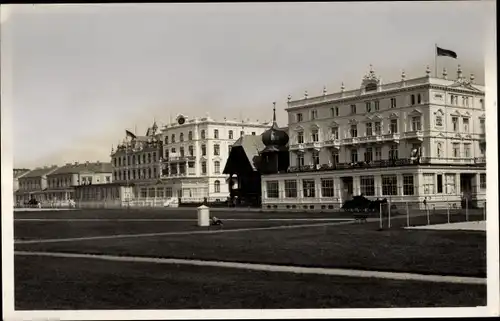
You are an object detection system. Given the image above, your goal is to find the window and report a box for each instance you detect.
[180,133,184,142]
[335,107,339,116]
[463,96,469,107]
[390,119,398,133]
[153,167,157,178]
[464,143,471,158]
[171,134,176,143]
[411,116,421,131]
[188,131,193,140]
[462,118,469,132]
[452,117,459,132]
[201,130,206,139]
[480,174,486,189]
[350,125,357,138]
[374,100,380,111]
[188,145,194,156]
[213,129,219,139]
[201,161,207,174]
[297,153,305,167]
[389,144,398,159]
[375,147,382,160]
[350,148,358,163]
[165,136,169,144]
[321,178,334,197]
[479,119,485,133]
[423,173,434,194]
[437,142,443,158]
[153,152,157,162]
[266,181,279,198]
[444,174,456,194]
[350,104,357,114]
[403,175,414,195]
[143,154,146,163]
[417,94,422,104]
[366,123,373,136]
[390,98,396,108]
[365,102,371,113]
[364,147,373,163]
[480,99,484,109]
[228,130,233,139]
[296,113,303,122]
[311,110,318,120]
[179,147,185,157]
[165,150,169,159]
[452,143,460,158]
[435,115,443,127]
[106,176,111,183]
[382,175,398,196]
[118,158,122,166]
[214,161,220,174]
[374,121,381,135]
[311,129,319,142]
[214,180,221,193]
[251,132,256,135]
[437,174,443,193]
[284,180,298,198]
[312,150,320,166]
[201,144,206,156]
[411,94,415,105]
[171,148,176,154]
[331,150,339,164]
[240,130,244,136]
[297,131,304,144]
[330,107,339,117]
[331,127,339,140]
[214,144,220,156]
[360,176,375,196]
[165,187,173,198]
[302,179,316,198]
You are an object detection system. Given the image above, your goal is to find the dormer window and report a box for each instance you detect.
[365,83,377,91]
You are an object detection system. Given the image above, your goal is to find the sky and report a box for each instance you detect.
[2,1,495,168]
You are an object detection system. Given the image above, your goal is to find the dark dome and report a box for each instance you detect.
[261,103,289,148]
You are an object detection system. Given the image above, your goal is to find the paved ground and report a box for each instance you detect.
[13,208,487,309]
[406,220,486,231]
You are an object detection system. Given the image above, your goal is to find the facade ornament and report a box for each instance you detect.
[457,64,463,79]
[401,69,406,81]
[340,82,345,92]
[425,65,431,76]
[470,73,475,83]
[287,94,292,103]
[323,86,327,96]
[304,90,308,99]
[442,67,448,80]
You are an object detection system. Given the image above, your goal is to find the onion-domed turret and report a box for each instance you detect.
[261,102,289,151]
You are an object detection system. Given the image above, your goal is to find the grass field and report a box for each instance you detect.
[13,208,487,310]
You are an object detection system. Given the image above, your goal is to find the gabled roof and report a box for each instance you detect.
[20,166,59,179]
[49,162,113,175]
[232,135,266,171]
[13,169,31,179]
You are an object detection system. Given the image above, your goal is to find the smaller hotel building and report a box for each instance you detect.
[261,66,486,210]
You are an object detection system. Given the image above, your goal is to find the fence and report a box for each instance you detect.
[377,199,487,229]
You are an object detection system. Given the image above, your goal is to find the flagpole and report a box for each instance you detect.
[434,43,438,78]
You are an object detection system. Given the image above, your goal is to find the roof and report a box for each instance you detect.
[49,162,113,175]
[231,135,266,171]
[20,166,59,178]
[14,169,31,179]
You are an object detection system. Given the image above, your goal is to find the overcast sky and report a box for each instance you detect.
[3,2,495,168]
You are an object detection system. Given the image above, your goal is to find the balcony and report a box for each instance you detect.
[474,157,486,165]
[287,158,418,173]
[479,133,486,143]
[164,156,195,162]
[358,135,382,144]
[324,139,341,149]
[403,131,424,141]
[381,133,401,142]
[304,141,323,150]
[289,143,306,151]
[342,137,359,145]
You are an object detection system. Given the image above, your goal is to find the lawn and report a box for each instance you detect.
[15,255,486,310]
[16,214,486,277]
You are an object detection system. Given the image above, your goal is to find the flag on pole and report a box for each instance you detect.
[125,130,137,140]
[436,46,458,59]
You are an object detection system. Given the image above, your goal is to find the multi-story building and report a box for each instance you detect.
[159,114,271,203]
[45,161,113,206]
[110,121,163,204]
[13,168,31,205]
[15,165,59,205]
[261,65,486,210]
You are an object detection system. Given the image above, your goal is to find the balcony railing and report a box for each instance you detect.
[304,141,323,149]
[403,131,424,140]
[324,139,341,148]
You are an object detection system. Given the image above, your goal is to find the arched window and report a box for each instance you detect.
[148,168,152,178]
[188,131,193,140]
[411,94,416,105]
[165,136,169,144]
[214,180,221,193]
[171,134,176,143]
[214,161,220,174]
[417,94,422,104]
[201,130,206,139]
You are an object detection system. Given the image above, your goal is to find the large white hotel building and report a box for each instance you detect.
[261,65,486,210]
[112,115,270,204]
